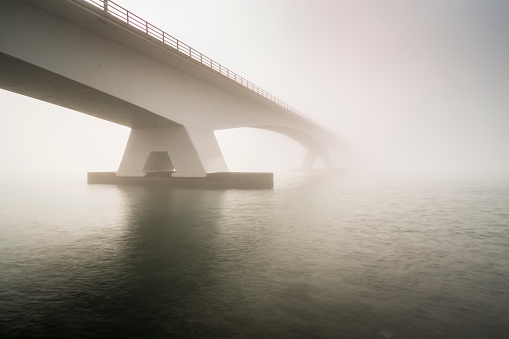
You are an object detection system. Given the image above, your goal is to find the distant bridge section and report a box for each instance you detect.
[0,0,344,177]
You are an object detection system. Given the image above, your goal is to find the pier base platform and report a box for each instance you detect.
[88,172,273,189]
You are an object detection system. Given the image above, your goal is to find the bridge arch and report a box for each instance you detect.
[252,126,337,170]
[215,126,342,172]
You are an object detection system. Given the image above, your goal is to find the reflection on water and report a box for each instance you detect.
[1,173,509,338]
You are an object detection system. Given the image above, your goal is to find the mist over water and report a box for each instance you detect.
[1,173,508,338]
[1,1,508,337]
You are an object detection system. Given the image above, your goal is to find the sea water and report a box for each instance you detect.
[1,173,508,338]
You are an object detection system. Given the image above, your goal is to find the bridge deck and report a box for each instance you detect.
[21,0,316,124]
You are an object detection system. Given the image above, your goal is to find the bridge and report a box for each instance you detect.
[0,0,343,185]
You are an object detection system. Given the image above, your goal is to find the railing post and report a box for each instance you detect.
[103,0,108,12]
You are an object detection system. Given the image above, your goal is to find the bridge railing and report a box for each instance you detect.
[75,0,316,123]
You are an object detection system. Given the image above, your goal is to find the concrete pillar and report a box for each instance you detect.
[301,148,335,171]
[301,150,317,171]
[117,126,228,177]
[320,150,335,169]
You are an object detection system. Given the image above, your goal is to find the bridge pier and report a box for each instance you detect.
[117,126,228,177]
[301,149,335,171]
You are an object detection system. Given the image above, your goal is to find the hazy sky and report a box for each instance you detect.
[1,0,508,178]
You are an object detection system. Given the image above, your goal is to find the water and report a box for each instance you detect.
[1,173,508,338]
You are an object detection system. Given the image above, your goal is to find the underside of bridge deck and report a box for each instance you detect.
[0,0,345,184]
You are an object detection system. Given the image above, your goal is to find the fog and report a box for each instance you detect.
[1,0,508,179]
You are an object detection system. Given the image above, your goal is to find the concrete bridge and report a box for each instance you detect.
[0,0,343,182]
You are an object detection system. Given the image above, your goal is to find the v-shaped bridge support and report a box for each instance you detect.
[300,149,335,171]
[117,126,228,177]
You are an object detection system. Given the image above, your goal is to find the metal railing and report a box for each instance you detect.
[73,0,313,122]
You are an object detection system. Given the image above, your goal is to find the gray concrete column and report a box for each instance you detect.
[301,148,335,171]
[117,126,228,177]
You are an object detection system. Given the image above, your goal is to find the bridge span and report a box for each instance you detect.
[0,0,344,182]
